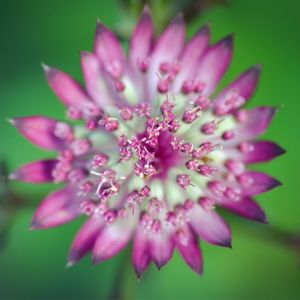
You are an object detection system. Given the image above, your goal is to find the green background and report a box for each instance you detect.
[0,0,300,299]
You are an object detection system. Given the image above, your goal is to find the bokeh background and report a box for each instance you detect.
[1,0,300,299]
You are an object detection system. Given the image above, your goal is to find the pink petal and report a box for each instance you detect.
[147,15,186,101]
[43,65,98,116]
[220,196,267,223]
[214,65,262,111]
[241,171,281,196]
[173,25,210,92]
[174,227,203,274]
[80,52,113,107]
[92,222,133,264]
[130,6,154,67]
[196,34,233,96]
[132,227,151,278]
[189,204,232,247]
[10,159,57,183]
[242,140,285,163]
[149,233,174,269]
[31,188,80,229]
[10,116,63,150]
[94,21,126,77]
[68,216,103,267]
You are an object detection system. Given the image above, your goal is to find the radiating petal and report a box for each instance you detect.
[196,34,233,96]
[68,216,103,267]
[189,204,232,247]
[132,227,151,278]
[214,65,262,112]
[130,6,154,67]
[10,116,63,150]
[92,222,133,264]
[43,65,98,116]
[174,227,203,274]
[220,196,267,223]
[241,171,281,196]
[10,160,57,183]
[242,140,285,163]
[31,188,80,229]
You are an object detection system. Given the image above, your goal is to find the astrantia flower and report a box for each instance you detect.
[10,7,284,276]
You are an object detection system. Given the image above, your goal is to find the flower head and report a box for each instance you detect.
[10,7,284,276]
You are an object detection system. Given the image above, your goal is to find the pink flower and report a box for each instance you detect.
[10,7,284,276]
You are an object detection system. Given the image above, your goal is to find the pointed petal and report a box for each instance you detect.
[242,140,285,163]
[43,65,98,115]
[196,35,233,96]
[81,52,113,107]
[10,116,63,150]
[94,22,125,77]
[220,196,268,223]
[10,160,57,183]
[68,216,103,266]
[132,227,151,278]
[173,25,210,92]
[92,222,133,264]
[130,6,154,66]
[174,227,203,274]
[241,171,281,196]
[239,107,277,139]
[214,65,262,111]
[189,204,232,247]
[149,233,174,269]
[31,188,80,229]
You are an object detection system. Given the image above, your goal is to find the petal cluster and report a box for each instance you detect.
[10,7,284,276]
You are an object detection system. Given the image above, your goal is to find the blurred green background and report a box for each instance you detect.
[0,0,300,299]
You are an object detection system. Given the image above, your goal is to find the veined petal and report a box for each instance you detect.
[214,65,262,112]
[10,116,63,150]
[132,226,151,278]
[174,227,203,274]
[241,171,281,196]
[173,25,210,92]
[220,196,268,223]
[92,221,133,264]
[242,140,285,163]
[196,35,233,96]
[68,216,103,267]
[130,6,154,67]
[10,159,57,183]
[43,65,98,116]
[189,204,232,247]
[31,188,80,229]
[94,21,126,78]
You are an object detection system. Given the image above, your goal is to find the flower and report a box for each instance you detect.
[10,7,285,276]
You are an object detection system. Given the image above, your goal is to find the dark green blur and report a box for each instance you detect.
[0,0,299,299]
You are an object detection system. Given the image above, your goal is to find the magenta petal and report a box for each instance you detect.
[94,21,125,77]
[43,65,98,115]
[241,171,281,196]
[130,6,154,67]
[243,140,285,163]
[189,205,232,247]
[31,188,80,229]
[220,196,268,223]
[132,227,151,278]
[92,223,132,264]
[196,34,233,96]
[214,64,261,109]
[68,216,103,267]
[240,107,277,139]
[149,234,174,269]
[174,227,203,274]
[11,116,63,150]
[173,25,210,92]
[10,159,57,183]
